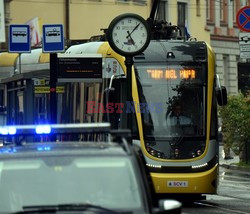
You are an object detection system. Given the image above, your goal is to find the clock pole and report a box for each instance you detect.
[125,56,134,141]
[107,13,151,141]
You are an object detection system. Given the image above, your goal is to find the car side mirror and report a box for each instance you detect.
[216,86,227,106]
[157,199,182,214]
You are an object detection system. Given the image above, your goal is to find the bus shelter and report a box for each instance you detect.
[0,49,51,125]
[0,48,107,126]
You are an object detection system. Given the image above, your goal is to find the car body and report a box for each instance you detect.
[0,124,181,214]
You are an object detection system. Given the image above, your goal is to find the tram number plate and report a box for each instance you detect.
[167,181,188,187]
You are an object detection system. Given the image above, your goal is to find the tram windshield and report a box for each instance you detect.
[135,63,207,159]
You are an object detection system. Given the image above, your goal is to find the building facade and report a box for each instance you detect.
[0,0,212,126]
[1,0,209,49]
[206,0,250,95]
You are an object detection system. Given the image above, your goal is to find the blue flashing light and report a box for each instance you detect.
[0,127,17,135]
[8,127,17,135]
[35,125,51,134]
[37,146,51,151]
[0,128,8,135]
[0,148,17,153]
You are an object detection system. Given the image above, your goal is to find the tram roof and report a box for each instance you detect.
[0,49,50,83]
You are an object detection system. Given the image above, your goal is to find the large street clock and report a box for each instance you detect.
[107,13,151,56]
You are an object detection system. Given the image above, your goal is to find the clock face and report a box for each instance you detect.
[107,14,150,56]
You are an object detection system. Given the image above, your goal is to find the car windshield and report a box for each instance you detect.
[0,152,143,213]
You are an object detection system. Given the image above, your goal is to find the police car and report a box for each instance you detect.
[0,123,181,214]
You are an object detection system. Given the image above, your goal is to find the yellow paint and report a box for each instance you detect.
[35,86,65,94]
[39,53,50,63]
[206,44,215,142]
[0,53,18,66]
[151,165,218,194]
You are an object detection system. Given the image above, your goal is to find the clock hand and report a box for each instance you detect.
[126,31,135,45]
[130,23,141,35]
[126,23,141,39]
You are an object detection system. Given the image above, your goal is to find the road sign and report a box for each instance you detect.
[239,32,250,58]
[8,25,31,53]
[236,6,250,32]
[42,24,64,53]
[239,32,250,44]
[240,52,250,58]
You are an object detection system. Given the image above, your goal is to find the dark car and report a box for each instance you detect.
[0,123,181,214]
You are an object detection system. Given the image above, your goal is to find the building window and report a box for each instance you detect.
[196,0,201,16]
[116,0,130,3]
[178,2,187,37]
[241,0,247,7]
[220,0,224,21]
[206,0,210,20]
[233,0,236,23]
[132,0,147,5]
[156,0,168,21]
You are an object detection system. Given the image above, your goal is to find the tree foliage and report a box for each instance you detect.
[219,92,250,160]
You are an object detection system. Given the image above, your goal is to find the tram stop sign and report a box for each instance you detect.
[237,6,250,32]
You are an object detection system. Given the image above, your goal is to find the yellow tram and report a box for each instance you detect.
[64,30,227,199]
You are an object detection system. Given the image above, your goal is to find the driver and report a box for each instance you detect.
[166,102,192,126]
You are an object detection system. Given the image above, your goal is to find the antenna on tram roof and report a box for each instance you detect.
[146,0,184,40]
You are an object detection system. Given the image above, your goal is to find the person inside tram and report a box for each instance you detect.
[166,101,192,127]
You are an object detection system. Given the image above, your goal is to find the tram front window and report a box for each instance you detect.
[135,63,206,159]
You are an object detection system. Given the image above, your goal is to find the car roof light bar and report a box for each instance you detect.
[0,123,111,136]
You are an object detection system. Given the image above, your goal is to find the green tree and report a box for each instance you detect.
[219,92,250,162]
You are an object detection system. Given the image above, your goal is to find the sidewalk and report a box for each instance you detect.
[219,145,250,172]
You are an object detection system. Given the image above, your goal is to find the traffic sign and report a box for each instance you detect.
[8,25,31,53]
[42,24,64,53]
[239,32,250,58]
[239,32,250,44]
[236,6,250,32]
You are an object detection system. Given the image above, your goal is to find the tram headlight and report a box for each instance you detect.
[191,149,203,158]
[150,149,156,156]
[156,152,162,158]
[146,146,164,158]
[174,148,180,157]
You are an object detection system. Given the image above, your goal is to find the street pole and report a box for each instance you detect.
[125,56,134,143]
[50,53,57,125]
